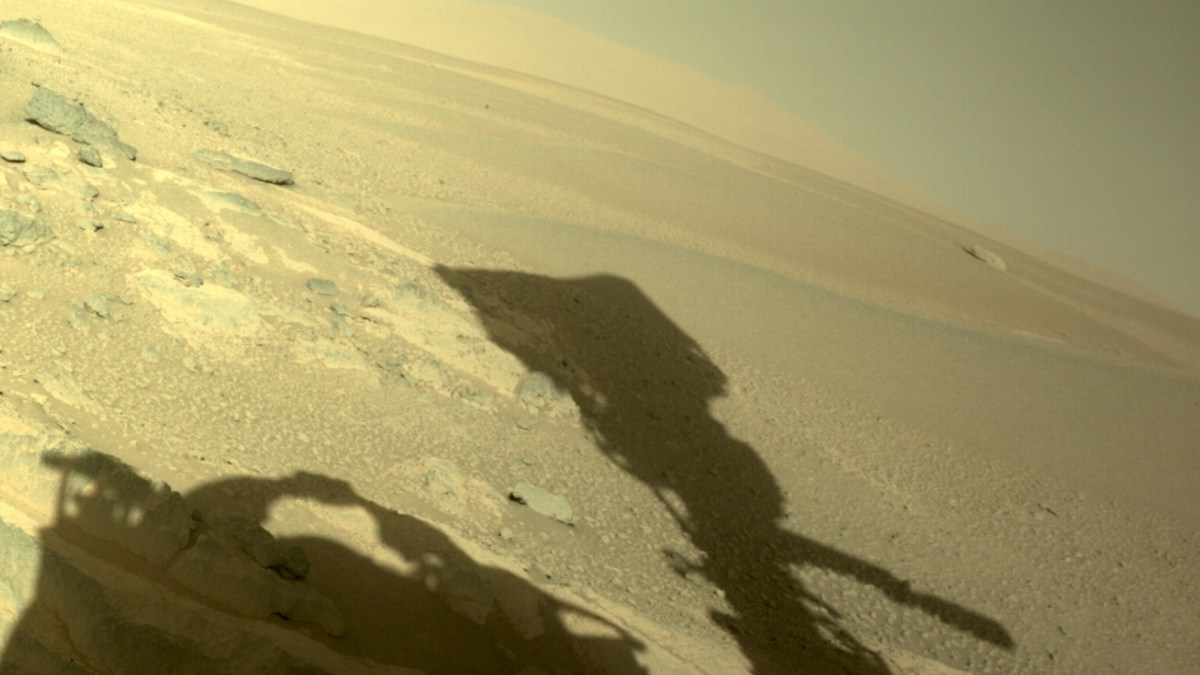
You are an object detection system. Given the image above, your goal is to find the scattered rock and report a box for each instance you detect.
[24,86,137,160]
[172,271,204,288]
[966,244,1007,272]
[79,145,103,168]
[398,356,451,390]
[524,564,556,585]
[82,294,111,319]
[200,510,311,580]
[331,314,353,336]
[0,284,17,302]
[16,200,43,224]
[113,211,138,224]
[21,165,59,186]
[201,190,262,215]
[394,280,435,304]
[306,278,338,296]
[509,482,574,526]
[194,149,294,185]
[422,458,465,498]
[203,118,230,136]
[515,371,574,416]
[182,357,214,376]
[0,150,25,163]
[167,521,344,637]
[0,19,63,54]
[0,210,53,247]
[75,217,104,232]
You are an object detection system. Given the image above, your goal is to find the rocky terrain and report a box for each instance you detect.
[1,3,1198,674]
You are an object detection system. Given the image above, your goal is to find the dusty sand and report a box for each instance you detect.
[0,1,1197,674]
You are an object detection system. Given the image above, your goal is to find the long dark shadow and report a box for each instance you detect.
[437,266,1014,674]
[0,450,645,674]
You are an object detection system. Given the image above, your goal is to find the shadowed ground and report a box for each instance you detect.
[0,451,645,674]
[439,266,1014,674]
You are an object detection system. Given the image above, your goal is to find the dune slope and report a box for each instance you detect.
[0,1,1197,674]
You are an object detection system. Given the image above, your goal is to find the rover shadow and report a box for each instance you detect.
[0,450,645,674]
[437,266,1014,674]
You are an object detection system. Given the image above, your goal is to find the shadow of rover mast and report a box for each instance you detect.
[438,266,1014,674]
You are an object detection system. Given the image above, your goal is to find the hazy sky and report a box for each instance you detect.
[475,1,1199,315]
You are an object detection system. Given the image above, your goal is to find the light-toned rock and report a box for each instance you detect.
[509,482,574,526]
[966,244,1007,271]
[131,269,261,345]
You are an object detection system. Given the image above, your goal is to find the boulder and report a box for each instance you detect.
[0,19,63,54]
[24,87,137,160]
[21,165,59,186]
[0,210,52,247]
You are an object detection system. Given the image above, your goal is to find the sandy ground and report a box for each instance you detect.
[0,1,1197,674]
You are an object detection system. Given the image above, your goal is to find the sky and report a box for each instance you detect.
[473,0,1199,315]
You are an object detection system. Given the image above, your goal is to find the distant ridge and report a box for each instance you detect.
[229,0,1188,316]
[229,2,949,212]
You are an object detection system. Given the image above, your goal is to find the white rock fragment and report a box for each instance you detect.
[509,482,574,526]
